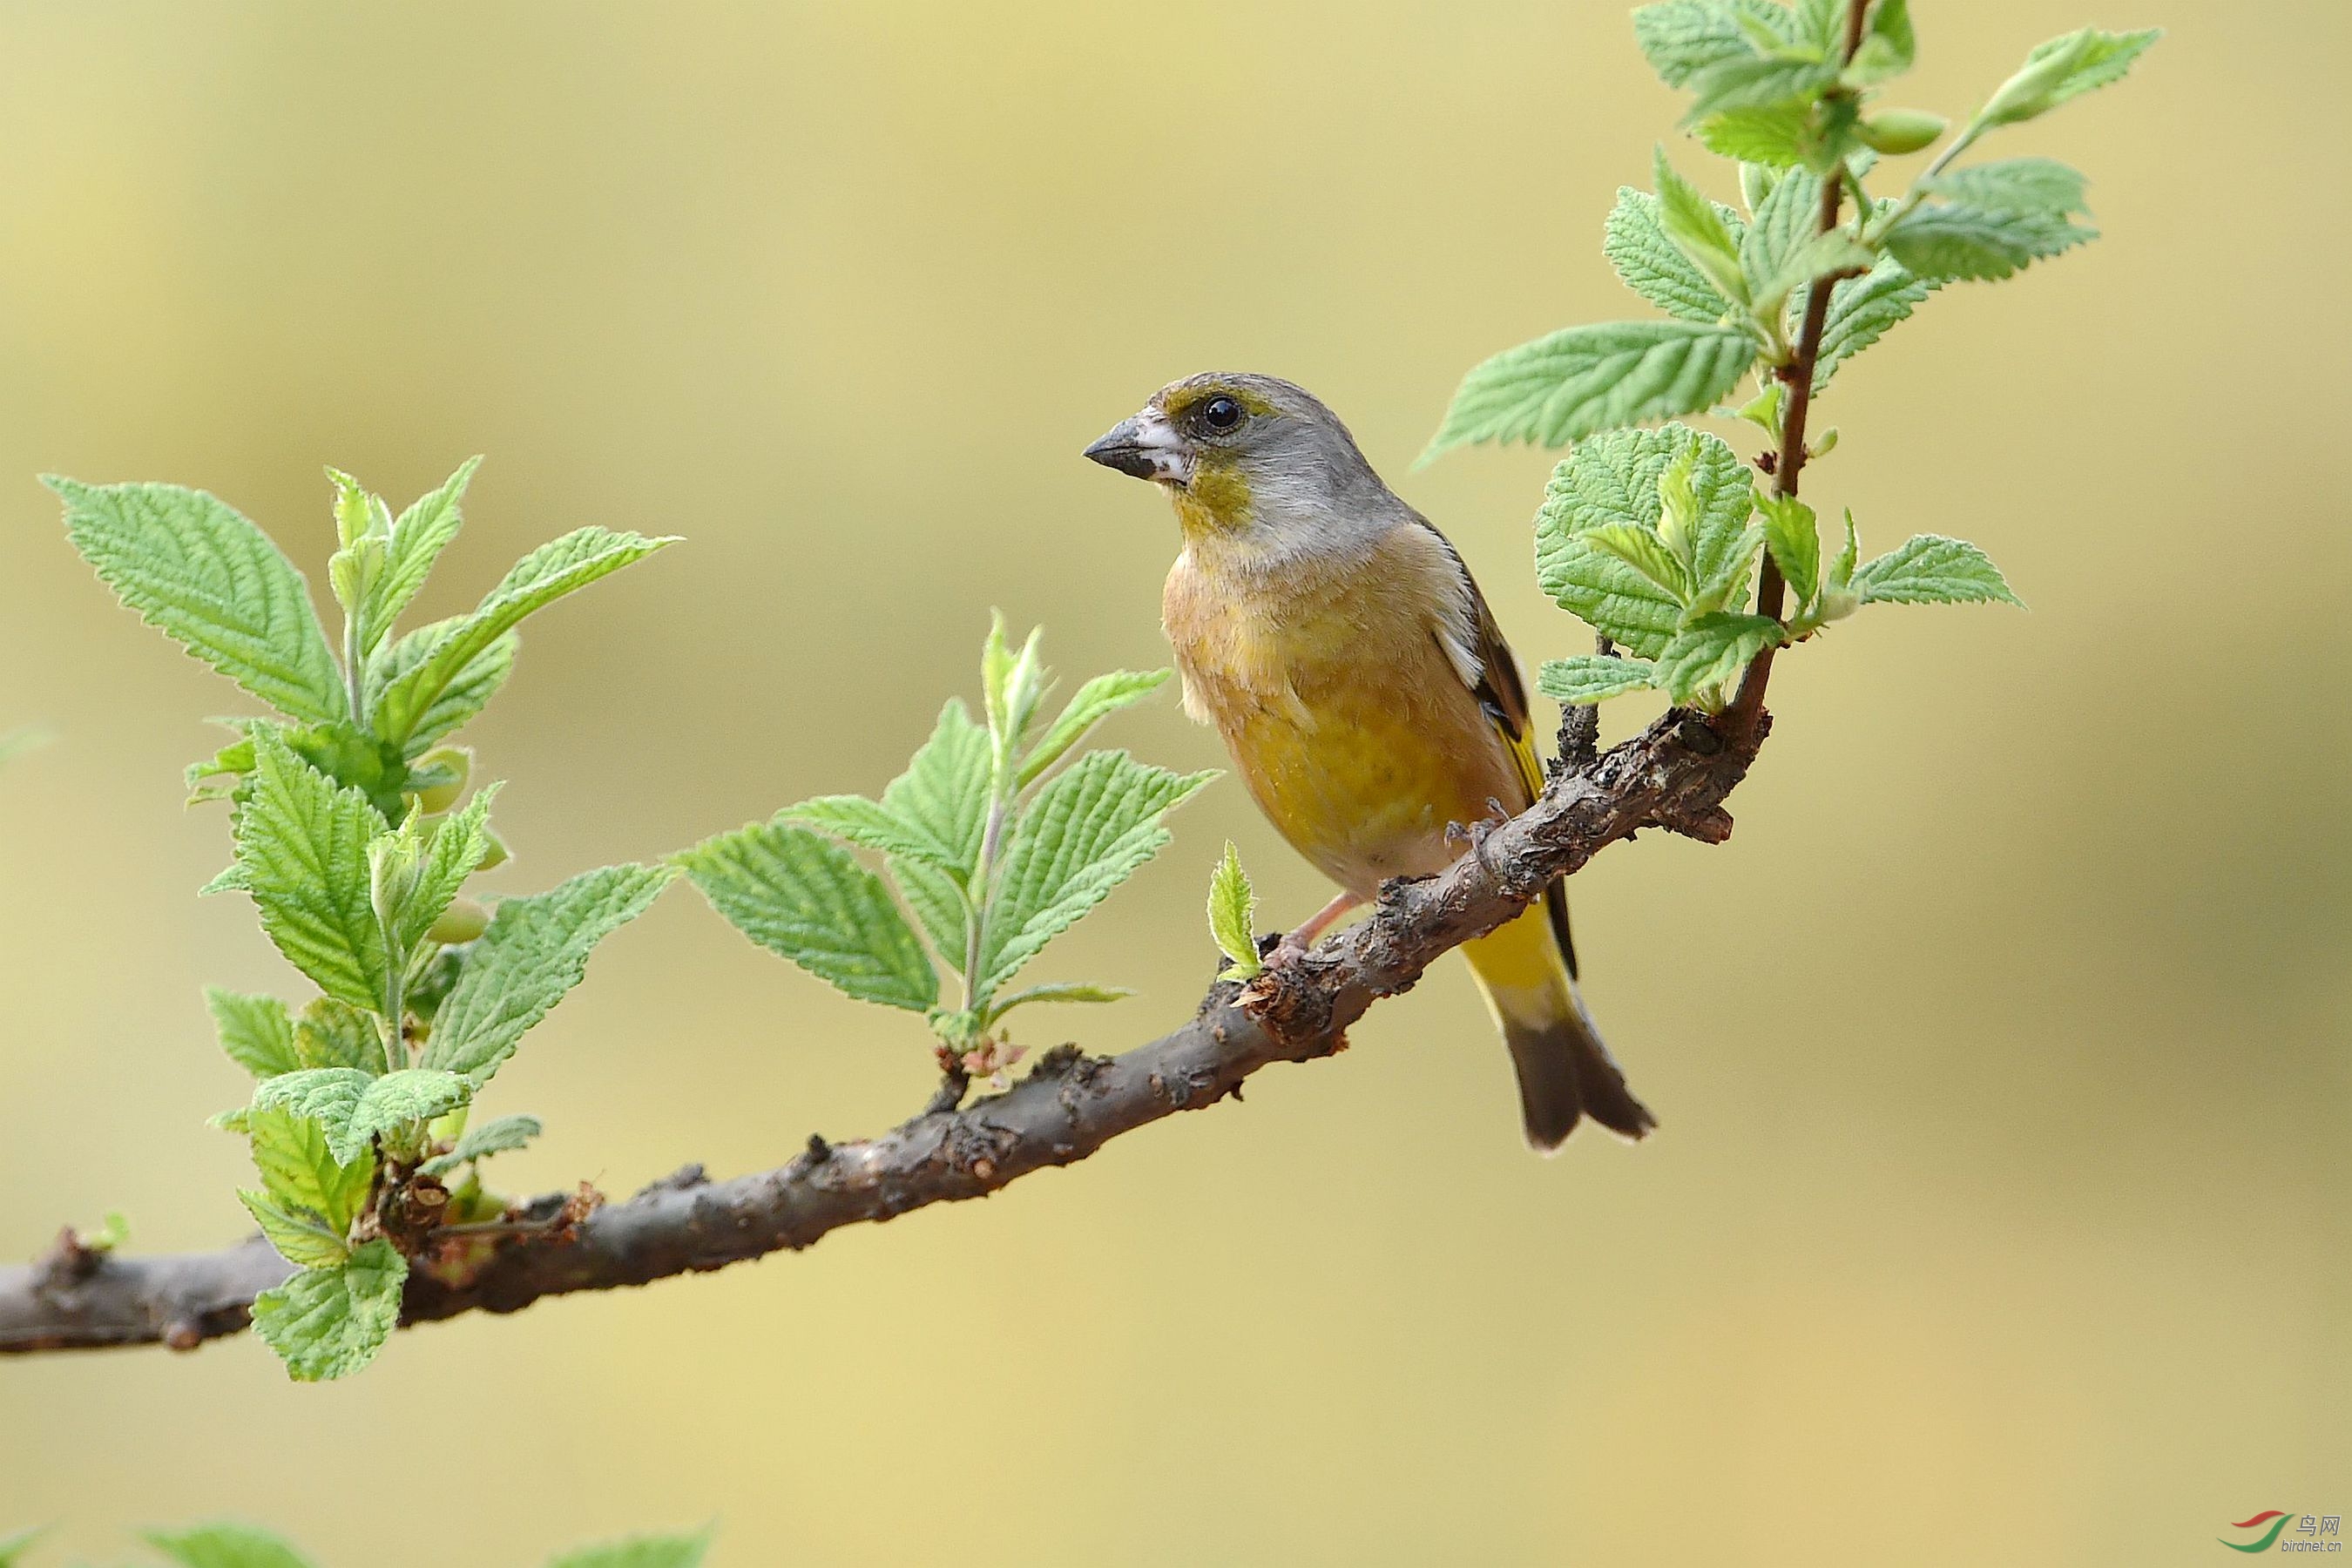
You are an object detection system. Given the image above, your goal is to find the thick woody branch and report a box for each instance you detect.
[0,704,1764,1358]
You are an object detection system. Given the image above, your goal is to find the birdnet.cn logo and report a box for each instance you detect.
[2221,1512,2343,1553]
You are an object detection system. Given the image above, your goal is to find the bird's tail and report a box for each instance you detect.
[1461,898,1654,1152]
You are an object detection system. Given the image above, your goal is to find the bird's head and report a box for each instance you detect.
[1083,373,1389,551]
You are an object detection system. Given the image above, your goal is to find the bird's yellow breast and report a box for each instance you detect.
[1162,524,1525,897]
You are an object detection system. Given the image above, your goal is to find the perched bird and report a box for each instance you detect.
[1084,372,1653,1151]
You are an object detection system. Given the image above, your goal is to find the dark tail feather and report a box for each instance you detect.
[1504,985,1656,1152]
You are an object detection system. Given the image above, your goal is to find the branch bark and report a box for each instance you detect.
[0,702,1765,1357]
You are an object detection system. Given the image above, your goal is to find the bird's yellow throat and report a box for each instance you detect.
[1170,461,1252,537]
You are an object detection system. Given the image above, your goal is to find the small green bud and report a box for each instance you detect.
[369,829,425,934]
[1815,586,1862,623]
[1855,109,1947,155]
[327,537,386,617]
[428,896,490,946]
[327,468,391,548]
[408,747,472,814]
[1811,427,1839,458]
[1980,32,2094,126]
[476,828,510,874]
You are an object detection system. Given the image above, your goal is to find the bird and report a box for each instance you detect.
[1083,372,1653,1151]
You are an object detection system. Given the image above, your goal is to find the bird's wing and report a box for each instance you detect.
[1415,519,1579,979]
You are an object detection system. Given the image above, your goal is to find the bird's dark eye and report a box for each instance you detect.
[1199,395,1244,432]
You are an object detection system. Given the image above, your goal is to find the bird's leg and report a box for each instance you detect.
[1270,889,1364,966]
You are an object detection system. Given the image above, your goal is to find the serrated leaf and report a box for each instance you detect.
[1813,252,1933,388]
[1424,321,1755,459]
[1632,0,1793,89]
[206,988,299,1079]
[878,700,991,881]
[419,1112,544,1176]
[1739,166,1822,300]
[254,1067,467,1163]
[1758,495,1822,609]
[422,863,676,1085]
[247,1105,374,1234]
[249,1237,406,1382]
[373,527,675,747]
[678,822,936,1010]
[1534,424,1756,657]
[1655,612,1785,706]
[293,997,383,1072]
[1923,157,2088,217]
[1585,523,1694,601]
[365,618,518,756]
[1653,150,1750,307]
[1884,201,2093,283]
[1853,534,2022,606]
[233,729,389,1008]
[1537,655,1662,706]
[393,785,497,956]
[976,751,1214,1000]
[238,1190,350,1268]
[1684,52,1838,125]
[785,795,956,874]
[141,1523,321,1568]
[1603,188,1738,324]
[360,457,479,654]
[49,478,348,725]
[1982,26,2161,126]
[1698,104,1813,166]
[1019,668,1172,787]
[545,1529,713,1568]
[890,855,972,976]
[1206,840,1260,979]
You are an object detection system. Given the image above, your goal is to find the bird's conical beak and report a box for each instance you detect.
[1083,412,1189,483]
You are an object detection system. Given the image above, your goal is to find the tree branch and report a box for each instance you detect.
[0,702,1766,1358]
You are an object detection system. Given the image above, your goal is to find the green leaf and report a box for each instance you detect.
[293,997,384,1072]
[1758,495,1822,609]
[1684,52,1838,125]
[1853,534,2023,606]
[394,785,498,955]
[1843,0,1916,85]
[1602,188,1738,324]
[785,795,957,875]
[986,981,1134,1025]
[247,1105,373,1232]
[365,618,519,756]
[206,988,300,1079]
[373,526,675,747]
[1585,523,1694,602]
[0,1527,44,1566]
[879,699,992,880]
[1655,612,1785,706]
[1813,253,1933,389]
[1653,149,1750,307]
[422,863,676,1085]
[1883,201,2092,283]
[1020,668,1173,787]
[1738,166,1821,301]
[419,1112,544,1176]
[1536,655,1661,705]
[233,727,389,1009]
[1534,424,1756,657]
[1632,0,1793,89]
[1424,321,1755,459]
[141,1523,321,1568]
[1980,26,2161,127]
[1698,104,1813,166]
[890,855,973,976]
[1206,840,1260,979]
[545,1529,713,1568]
[249,1237,407,1382]
[1923,157,2088,217]
[253,1067,468,1164]
[238,1190,351,1269]
[678,821,936,1010]
[975,751,1215,999]
[49,478,348,726]
[360,457,479,654]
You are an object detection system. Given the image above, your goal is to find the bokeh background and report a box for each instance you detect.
[1,2,2343,1564]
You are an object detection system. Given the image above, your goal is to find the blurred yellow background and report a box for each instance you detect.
[1,2,2343,1563]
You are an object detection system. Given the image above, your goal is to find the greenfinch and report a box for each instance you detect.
[1085,373,1652,1150]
